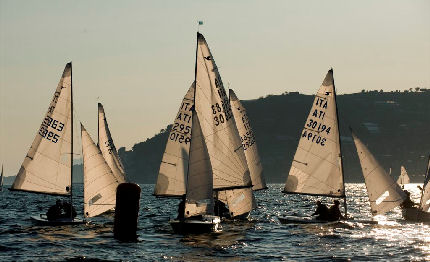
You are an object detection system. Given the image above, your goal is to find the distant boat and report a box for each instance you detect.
[81,123,121,218]
[352,132,406,216]
[397,165,411,186]
[402,155,430,222]
[9,63,85,225]
[280,69,348,224]
[157,32,252,233]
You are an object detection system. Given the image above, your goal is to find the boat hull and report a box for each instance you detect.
[278,216,338,224]
[31,215,86,226]
[402,207,430,222]
[170,215,221,234]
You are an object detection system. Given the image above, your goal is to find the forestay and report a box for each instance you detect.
[230,89,266,191]
[352,133,406,215]
[184,113,214,218]
[195,33,252,191]
[154,84,194,197]
[420,156,430,212]
[284,69,344,197]
[11,63,72,195]
[81,124,120,218]
[98,103,126,183]
[397,166,410,185]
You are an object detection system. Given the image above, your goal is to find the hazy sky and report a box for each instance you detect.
[1,0,429,176]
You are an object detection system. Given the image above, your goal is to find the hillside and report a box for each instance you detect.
[118,90,430,184]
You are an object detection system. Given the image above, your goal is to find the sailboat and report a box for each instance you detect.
[279,69,347,224]
[215,89,266,219]
[157,32,252,233]
[81,124,121,218]
[397,165,410,187]
[9,63,85,225]
[351,132,406,216]
[402,155,430,222]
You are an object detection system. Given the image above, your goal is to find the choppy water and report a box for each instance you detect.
[0,183,429,261]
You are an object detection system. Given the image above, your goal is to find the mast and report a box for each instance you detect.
[182,29,200,217]
[332,69,347,218]
[70,62,74,218]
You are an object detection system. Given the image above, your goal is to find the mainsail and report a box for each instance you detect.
[284,69,344,197]
[81,124,119,218]
[11,63,73,195]
[397,166,410,185]
[229,89,266,191]
[420,156,430,212]
[154,84,194,197]
[352,132,406,215]
[184,112,214,218]
[194,32,252,191]
[98,103,126,183]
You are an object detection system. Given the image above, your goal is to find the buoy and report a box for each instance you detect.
[114,183,141,241]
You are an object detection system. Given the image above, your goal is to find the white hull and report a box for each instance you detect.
[31,214,86,226]
[170,215,221,234]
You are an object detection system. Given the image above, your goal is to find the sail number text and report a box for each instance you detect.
[169,102,192,144]
[300,97,332,147]
[39,116,64,143]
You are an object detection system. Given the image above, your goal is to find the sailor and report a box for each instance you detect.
[214,199,229,218]
[46,199,77,220]
[327,200,345,221]
[46,199,64,221]
[177,196,185,220]
[400,190,416,209]
[62,201,77,219]
[312,200,329,220]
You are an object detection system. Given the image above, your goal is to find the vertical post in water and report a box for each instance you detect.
[70,62,74,219]
[114,183,141,241]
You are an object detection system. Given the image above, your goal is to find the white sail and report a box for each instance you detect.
[184,112,214,218]
[195,33,252,191]
[218,188,256,217]
[229,89,266,191]
[154,84,194,197]
[81,124,120,218]
[352,133,406,215]
[397,166,410,185]
[284,69,344,197]
[11,63,73,195]
[420,156,430,212]
[98,103,126,183]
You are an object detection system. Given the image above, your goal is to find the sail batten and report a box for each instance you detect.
[352,132,406,215]
[11,63,73,195]
[284,69,344,197]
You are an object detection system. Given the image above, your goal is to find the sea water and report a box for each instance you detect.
[0,184,428,261]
